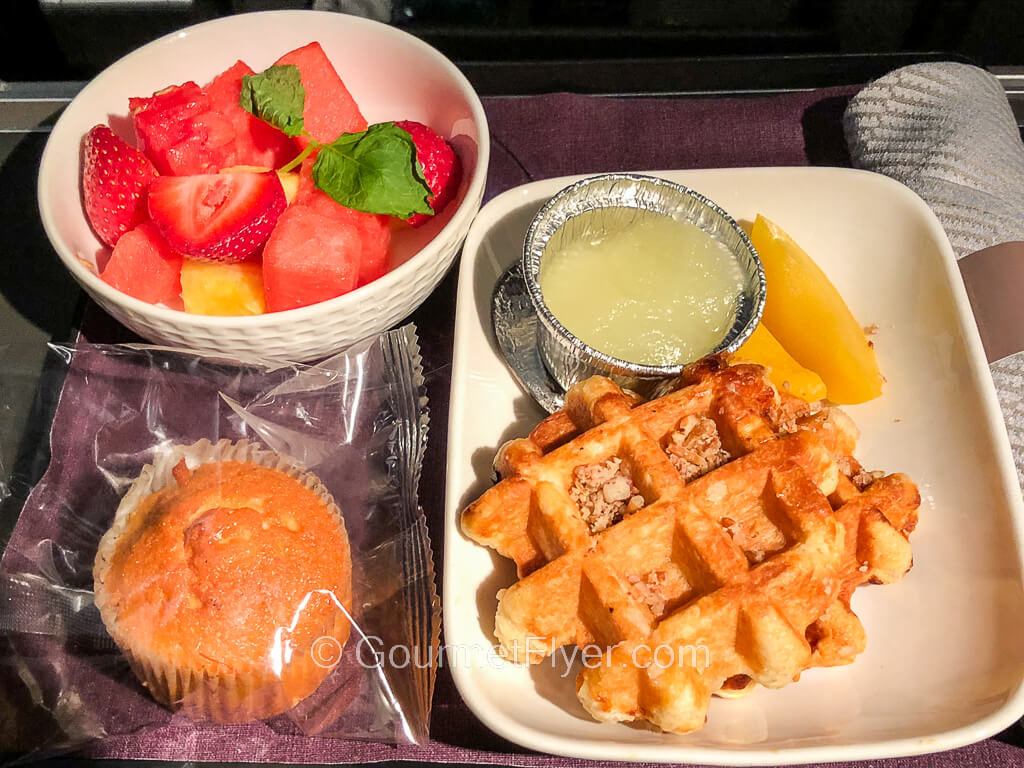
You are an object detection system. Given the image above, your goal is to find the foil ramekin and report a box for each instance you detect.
[522,173,766,397]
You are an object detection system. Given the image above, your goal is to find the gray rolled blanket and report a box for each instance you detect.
[844,62,1024,486]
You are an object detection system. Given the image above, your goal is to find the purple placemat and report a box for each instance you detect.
[8,87,1023,766]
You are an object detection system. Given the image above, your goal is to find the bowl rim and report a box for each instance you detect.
[521,171,767,377]
[37,9,490,327]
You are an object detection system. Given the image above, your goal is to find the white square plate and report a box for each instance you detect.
[443,167,1024,764]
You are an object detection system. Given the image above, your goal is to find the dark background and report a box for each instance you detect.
[6,0,1024,85]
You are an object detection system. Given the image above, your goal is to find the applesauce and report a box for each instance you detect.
[538,208,746,366]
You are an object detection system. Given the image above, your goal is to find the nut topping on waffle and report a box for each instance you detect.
[461,355,920,734]
[569,457,646,533]
[665,415,731,481]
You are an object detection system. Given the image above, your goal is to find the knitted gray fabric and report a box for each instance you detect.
[844,62,1024,487]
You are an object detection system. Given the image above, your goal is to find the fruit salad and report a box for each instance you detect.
[81,42,462,316]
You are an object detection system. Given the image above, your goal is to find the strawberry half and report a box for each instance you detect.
[394,120,461,228]
[81,124,158,247]
[147,171,286,263]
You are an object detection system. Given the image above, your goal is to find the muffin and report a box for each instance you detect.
[93,440,352,722]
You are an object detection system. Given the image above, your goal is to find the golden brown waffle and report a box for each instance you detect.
[461,356,920,733]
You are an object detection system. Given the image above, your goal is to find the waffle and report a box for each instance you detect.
[461,356,920,733]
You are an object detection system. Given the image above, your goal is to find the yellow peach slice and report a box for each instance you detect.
[180,260,266,316]
[751,214,882,404]
[734,323,827,402]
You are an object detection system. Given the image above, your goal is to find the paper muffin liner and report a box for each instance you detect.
[93,438,353,724]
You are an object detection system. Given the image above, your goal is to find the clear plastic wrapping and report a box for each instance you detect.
[0,325,438,760]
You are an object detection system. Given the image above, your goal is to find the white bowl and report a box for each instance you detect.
[38,10,489,361]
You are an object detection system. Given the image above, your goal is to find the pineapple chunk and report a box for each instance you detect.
[276,172,300,204]
[180,260,266,316]
[219,165,299,204]
[751,214,882,404]
[734,323,827,402]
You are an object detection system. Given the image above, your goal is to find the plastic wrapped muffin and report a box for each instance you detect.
[93,439,352,723]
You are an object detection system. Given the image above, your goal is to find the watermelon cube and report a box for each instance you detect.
[130,82,235,175]
[352,214,389,287]
[204,60,296,170]
[100,221,183,304]
[262,205,362,312]
[297,157,390,286]
[274,42,367,148]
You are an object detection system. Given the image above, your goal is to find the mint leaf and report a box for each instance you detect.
[312,122,432,218]
[240,65,305,138]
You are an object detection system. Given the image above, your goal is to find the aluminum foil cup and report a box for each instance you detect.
[522,173,766,397]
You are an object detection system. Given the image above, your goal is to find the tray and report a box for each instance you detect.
[443,167,1024,764]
